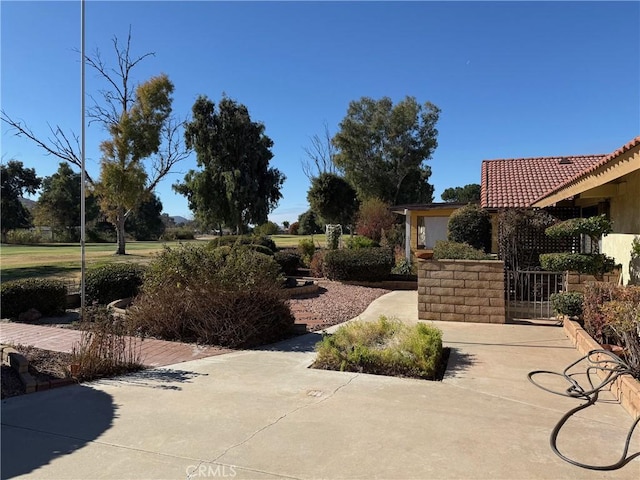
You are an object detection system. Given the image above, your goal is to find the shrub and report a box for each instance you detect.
[345,236,378,249]
[539,253,617,278]
[243,244,274,256]
[550,292,584,318]
[313,316,443,380]
[161,227,195,240]
[298,238,316,266]
[447,204,492,252]
[71,306,143,382]
[326,224,342,250]
[545,215,613,243]
[274,250,301,276]
[601,295,640,376]
[356,198,396,243]
[208,234,276,252]
[5,229,45,244]
[85,263,146,305]
[1,278,67,319]
[309,250,326,277]
[432,240,492,260]
[392,257,416,275]
[129,244,293,347]
[323,247,394,282]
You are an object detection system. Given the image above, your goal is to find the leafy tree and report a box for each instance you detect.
[282,221,290,230]
[1,30,188,254]
[333,96,440,204]
[307,173,360,227]
[356,198,396,243]
[0,160,41,242]
[33,162,99,240]
[160,213,176,228]
[174,96,285,234]
[298,210,323,235]
[441,184,481,203]
[254,221,280,236]
[125,193,165,240]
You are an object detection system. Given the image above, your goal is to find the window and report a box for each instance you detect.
[417,216,449,249]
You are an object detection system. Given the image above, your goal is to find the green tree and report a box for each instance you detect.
[447,204,491,252]
[254,221,280,236]
[307,173,360,227]
[0,160,41,242]
[1,30,188,255]
[125,193,165,240]
[33,162,99,240]
[174,95,285,234]
[441,184,481,203]
[333,96,440,204]
[298,210,323,235]
[282,221,290,230]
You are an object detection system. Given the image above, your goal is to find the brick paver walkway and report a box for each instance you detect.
[0,323,232,367]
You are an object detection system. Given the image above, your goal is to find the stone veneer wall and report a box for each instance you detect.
[418,259,506,323]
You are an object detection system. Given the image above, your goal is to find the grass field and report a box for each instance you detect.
[0,235,326,283]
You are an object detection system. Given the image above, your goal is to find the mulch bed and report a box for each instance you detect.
[1,346,74,399]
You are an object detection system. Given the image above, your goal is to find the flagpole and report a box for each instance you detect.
[80,0,86,318]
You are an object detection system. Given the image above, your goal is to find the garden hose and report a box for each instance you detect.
[528,349,640,470]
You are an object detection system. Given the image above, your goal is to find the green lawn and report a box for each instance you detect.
[0,235,326,283]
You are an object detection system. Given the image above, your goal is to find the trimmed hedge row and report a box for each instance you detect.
[539,253,617,277]
[86,263,147,304]
[433,240,492,260]
[208,235,276,252]
[274,250,301,276]
[1,278,67,319]
[323,247,394,282]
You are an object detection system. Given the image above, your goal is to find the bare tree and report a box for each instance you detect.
[1,28,189,254]
[301,121,338,180]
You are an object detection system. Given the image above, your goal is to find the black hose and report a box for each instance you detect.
[528,349,640,470]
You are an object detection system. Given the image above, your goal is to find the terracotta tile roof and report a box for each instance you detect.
[480,154,606,208]
[533,136,640,203]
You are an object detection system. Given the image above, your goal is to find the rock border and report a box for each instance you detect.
[1,344,75,394]
[563,319,640,419]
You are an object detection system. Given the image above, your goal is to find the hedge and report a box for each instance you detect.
[433,240,492,260]
[1,278,67,319]
[323,247,394,282]
[274,250,301,276]
[208,235,276,252]
[539,253,617,277]
[85,263,147,304]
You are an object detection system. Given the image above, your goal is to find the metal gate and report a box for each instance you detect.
[505,270,566,320]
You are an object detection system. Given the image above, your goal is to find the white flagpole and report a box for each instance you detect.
[80,0,86,318]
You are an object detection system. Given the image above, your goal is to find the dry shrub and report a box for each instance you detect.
[128,244,294,348]
[309,250,326,277]
[72,307,143,382]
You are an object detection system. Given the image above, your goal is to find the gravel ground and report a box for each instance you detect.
[289,280,391,331]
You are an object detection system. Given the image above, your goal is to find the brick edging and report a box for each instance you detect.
[1,344,76,394]
[563,319,640,419]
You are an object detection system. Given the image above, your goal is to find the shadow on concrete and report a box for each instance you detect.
[255,332,324,353]
[1,385,116,479]
[92,368,209,391]
[443,348,476,379]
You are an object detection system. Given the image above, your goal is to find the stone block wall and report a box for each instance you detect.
[566,269,621,293]
[418,259,505,323]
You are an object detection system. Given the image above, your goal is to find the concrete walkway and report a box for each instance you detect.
[0,323,231,367]
[2,291,639,479]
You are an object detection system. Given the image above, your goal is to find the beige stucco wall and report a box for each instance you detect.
[602,234,637,286]
[406,208,458,254]
[609,169,640,234]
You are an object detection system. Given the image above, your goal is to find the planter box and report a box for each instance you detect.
[563,318,640,419]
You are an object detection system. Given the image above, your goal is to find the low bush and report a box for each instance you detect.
[392,257,416,275]
[345,236,378,249]
[161,227,195,240]
[550,291,584,318]
[274,250,301,276]
[129,244,294,348]
[432,240,492,260]
[298,238,316,266]
[323,247,394,282]
[5,229,45,244]
[208,234,276,252]
[539,253,617,278]
[1,278,67,319]
[545,215,612,241]
[85,263,146,305]
[309,250,326,277]
[313,316,443,380]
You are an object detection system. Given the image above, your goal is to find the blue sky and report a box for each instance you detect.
[2,1,639,225]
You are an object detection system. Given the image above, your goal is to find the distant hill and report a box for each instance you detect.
[19,197,37,210]
[170,216,189,225]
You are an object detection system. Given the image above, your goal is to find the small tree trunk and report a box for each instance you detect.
[115,209,126,255]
